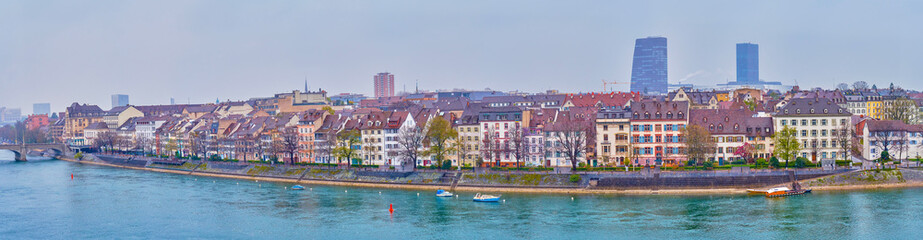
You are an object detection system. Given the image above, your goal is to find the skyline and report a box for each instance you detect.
[2,0,921,113]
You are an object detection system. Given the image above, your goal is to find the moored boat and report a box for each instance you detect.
[291,185,305,190]
[436,189,454,197]
[473,193,500,202]
[756,181,811,198]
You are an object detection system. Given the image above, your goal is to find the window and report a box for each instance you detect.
[603,125,608,131]
[782,120,788,126]
[821,119,827,126]
[811,119,818,126]
[802,120,808,126]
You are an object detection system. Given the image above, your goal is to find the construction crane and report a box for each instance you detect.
[601,79,629,92]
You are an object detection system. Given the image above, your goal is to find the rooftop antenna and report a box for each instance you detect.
[415,80,419,94]
[304,76,308,92]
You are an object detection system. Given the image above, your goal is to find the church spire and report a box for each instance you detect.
[304,76,308,92]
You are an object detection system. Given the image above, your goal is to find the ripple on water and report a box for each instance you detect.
[2,160,923,239]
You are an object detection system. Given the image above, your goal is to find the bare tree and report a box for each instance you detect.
[835,124,853,163]
[480,126,497,167]
[882,98,917,124]
[550,120,590,171]
[95,131,119,153]
[315,132,335,164]
[508,126,528,169]
[682,125,716,169]
[852,81,869,90]
[396,126,424,169]
[135,136,152,156]
[871,129,898,165]
[279,128,300,165]
[836,83,849,91]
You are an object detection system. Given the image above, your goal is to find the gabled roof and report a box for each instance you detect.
[565,92,640,107]
[688,109,773,136]
[775,98,850,116]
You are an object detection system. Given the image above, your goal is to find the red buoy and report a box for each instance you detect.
[389,204,393,214]
[71,174,74,180]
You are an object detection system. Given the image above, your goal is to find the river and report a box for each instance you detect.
[1,152,922,239]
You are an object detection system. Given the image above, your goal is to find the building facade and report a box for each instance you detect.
[630,37,668,95]
[111,94,129,108]
[736,43,759,84]
[374,72,395,98]
[774,98,852,162]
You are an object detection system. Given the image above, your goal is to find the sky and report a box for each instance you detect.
[1,0,921,114]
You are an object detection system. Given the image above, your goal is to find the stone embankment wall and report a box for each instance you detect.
[801,168,923,188]
[82,154,854,189]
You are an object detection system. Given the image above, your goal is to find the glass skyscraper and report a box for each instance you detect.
[111,94,129,108]
[630,37,668,95]
[736,43,759,84]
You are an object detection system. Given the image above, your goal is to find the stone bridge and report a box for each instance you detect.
[0,143,70,161]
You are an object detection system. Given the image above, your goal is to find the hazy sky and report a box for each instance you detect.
[2,0,921,113]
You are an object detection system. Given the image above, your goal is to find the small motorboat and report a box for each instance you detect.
[473,193,501,202]
[750,181,811,198]
[436,189,454,197]
[291,185,305,190]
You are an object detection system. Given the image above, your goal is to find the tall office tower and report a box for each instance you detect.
[736,43,759,84]
[630,37,668,95]
[111,94,129,108]
[374,72,395,98]
[33,103,51,115]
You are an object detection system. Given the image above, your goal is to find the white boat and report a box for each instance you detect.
[473,193,501,202]
[436,189,453,197]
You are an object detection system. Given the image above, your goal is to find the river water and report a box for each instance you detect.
[1,152,922,239]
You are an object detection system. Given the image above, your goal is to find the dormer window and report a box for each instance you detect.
[810,109,815,114]
[823,109,828,113]
[796,109,801,114]
[703,117,708,123]
[666,112,673,119]
[655,112,662,118]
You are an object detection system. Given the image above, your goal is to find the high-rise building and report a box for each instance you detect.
[0,107,22,123]
[374,72,395,98]
[111,94,129,108]
[630,37,668,95]
[33,103,51,115]
[736,43,759,84]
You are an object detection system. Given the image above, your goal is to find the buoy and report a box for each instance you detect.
[345,190,348,193]
[571,197,574,201]
[194,178,197,181]
[503,199,506,203]
[259,184,261,188]
[379,191,382,195]
[417,193,420,196]
[70,174,73,180]
[237,182,239,185]
[389,204,394,214]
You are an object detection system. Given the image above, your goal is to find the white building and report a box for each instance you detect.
[774,98,852,162]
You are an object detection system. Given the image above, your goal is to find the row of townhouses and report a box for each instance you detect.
[48,86,923,167]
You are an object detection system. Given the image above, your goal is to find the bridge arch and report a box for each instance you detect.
[0,144,70,161]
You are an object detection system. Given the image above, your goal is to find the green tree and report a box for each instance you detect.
[333,129,361,166]
[769,157,780,168]
[321,106,335,115]
[772,126,801,168]
[423,117,458,168]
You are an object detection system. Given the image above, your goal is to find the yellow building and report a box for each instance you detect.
[64,103,105,146]
[866,100,883,119]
